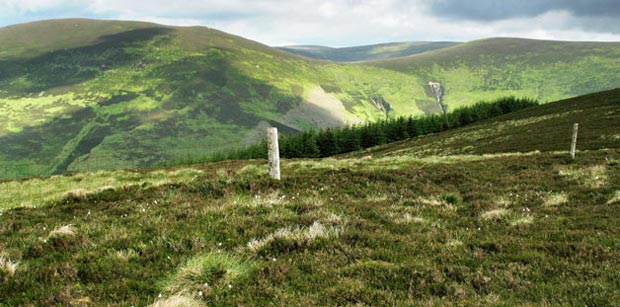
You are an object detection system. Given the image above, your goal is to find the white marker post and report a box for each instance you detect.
[267,127,281,180]
[570,123,579,159]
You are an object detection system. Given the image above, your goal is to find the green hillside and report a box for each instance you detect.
[277,41,459,62]
[375,37,620,109]
[1,90,619,306]
[0,19,430,177]
[349,88,620,158]
[1,20,620,178]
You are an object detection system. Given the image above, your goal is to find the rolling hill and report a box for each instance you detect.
[374,37,620,109]
[1,89,618,306]
[0,19,430,177]
[277,41,459,62]
[1,19,620,178]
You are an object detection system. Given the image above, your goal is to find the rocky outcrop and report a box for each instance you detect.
[370,96,392,116]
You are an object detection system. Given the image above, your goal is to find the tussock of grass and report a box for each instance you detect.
[222,192,289,210]
[494,197,512,207]
[600,134,620,141]
[310,210,345,226]
[416,195,458,212]
[69,297,93,306]
[164,253,252,295]
[236,164,267,177]
[509,215,534,226]
[169,168,205,177]
[48,224,77,239]
[445,231,470,250]
[0,254,19,280]
[446,238,464,249]
[481,208,511,221]
[397,213,426,224]
[544,192,569,207]
[365,193,388,202]
[252,191,287,207]
[607,191,620,205]
[150,294,205,307]
[97,185,115,192]
[114,249,138,262]
[247,221,341,254]
[387,209,426,224]
[416,196,445,207]
[558,165,608,188]
[62,188,89,199]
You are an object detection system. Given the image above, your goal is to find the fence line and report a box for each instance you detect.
[0,122,602,181]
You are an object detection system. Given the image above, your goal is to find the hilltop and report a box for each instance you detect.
[277,41,459,62]
[1,19,620,178]
[0,89,619,306]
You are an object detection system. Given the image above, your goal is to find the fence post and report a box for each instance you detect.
[267,127,280,180]
[570,123,579,159]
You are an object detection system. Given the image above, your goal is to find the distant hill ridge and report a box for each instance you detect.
[277,41,460,62]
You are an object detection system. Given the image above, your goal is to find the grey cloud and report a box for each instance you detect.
[4,0,620,44]
[429,0,620,21]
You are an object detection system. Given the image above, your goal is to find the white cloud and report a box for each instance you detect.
[0,0,78,12]
[318,2,337,18]
[1,0,620,45]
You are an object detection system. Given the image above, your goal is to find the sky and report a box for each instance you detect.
[1,0,620,46]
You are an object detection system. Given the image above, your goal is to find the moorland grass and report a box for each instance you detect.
[0,148,619,306]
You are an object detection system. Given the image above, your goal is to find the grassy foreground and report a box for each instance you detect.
[0,90,619,306]
[1,149,619,306]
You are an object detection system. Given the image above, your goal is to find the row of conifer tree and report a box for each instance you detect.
[205,96,538,161]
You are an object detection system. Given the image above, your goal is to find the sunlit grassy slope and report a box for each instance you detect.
[348,88,620,158]
[1,20,620,179]
[0,89,619,307]
[0,19,430,177]
[375,37,620,109]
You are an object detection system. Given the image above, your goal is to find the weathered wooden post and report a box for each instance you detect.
[267,127,280,180]
[570,123,579,159]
